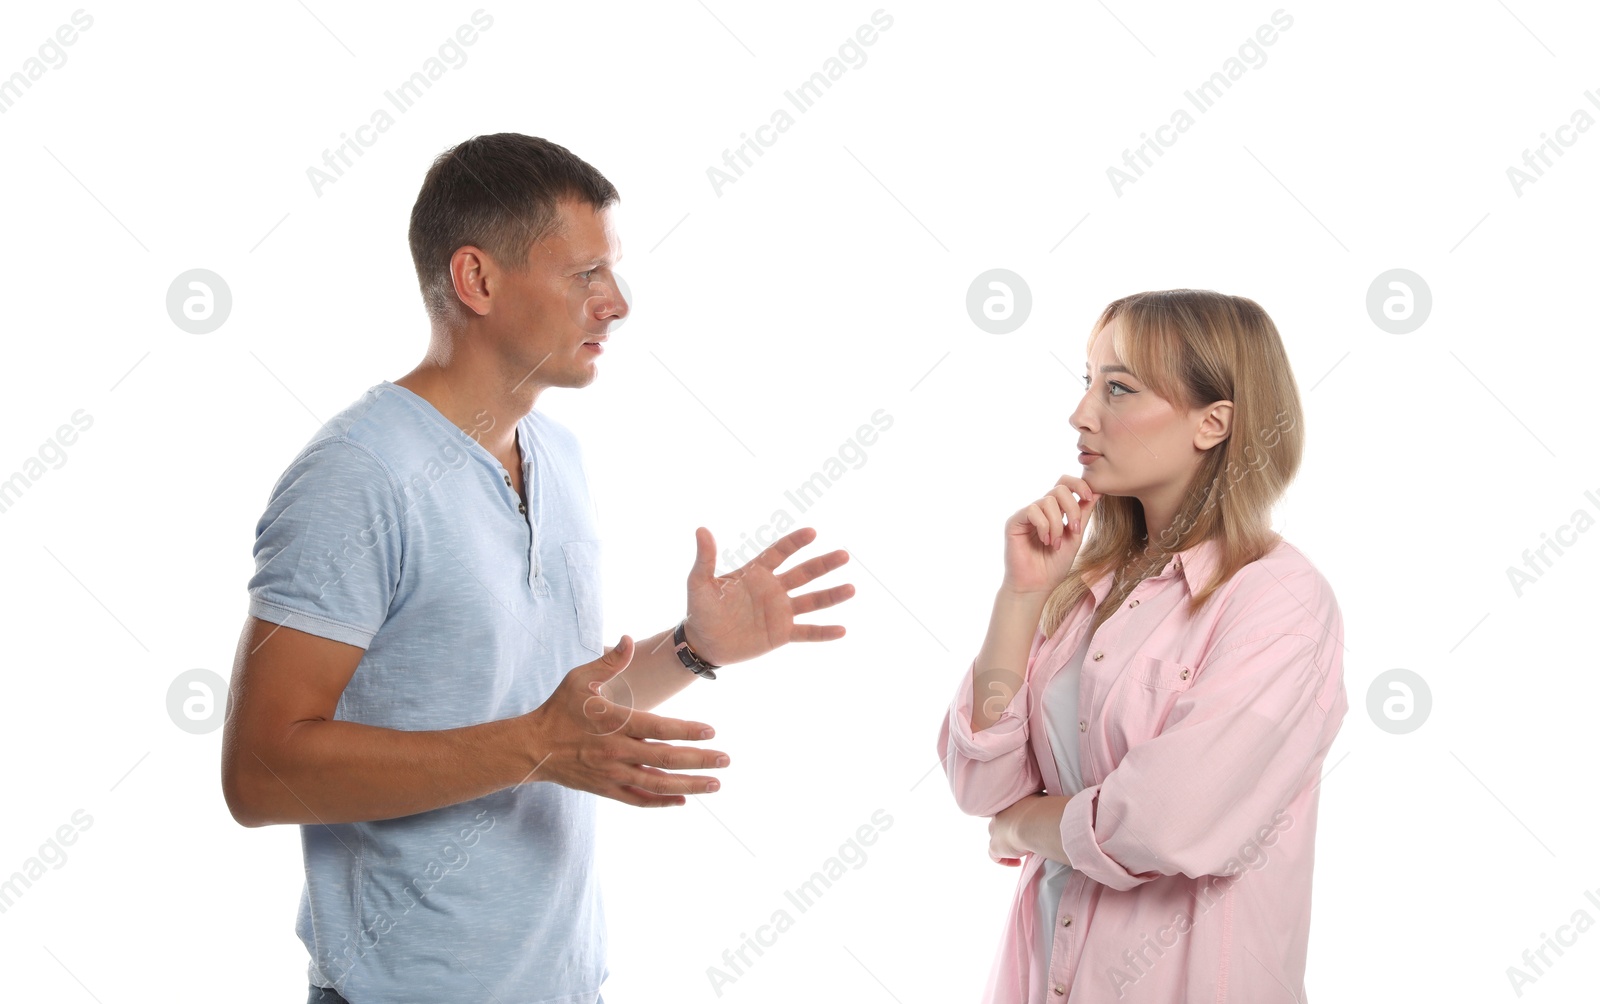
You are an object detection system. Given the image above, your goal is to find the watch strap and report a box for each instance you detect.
[674,620,719,679]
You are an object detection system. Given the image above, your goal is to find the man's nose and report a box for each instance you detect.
[597,279,628,320]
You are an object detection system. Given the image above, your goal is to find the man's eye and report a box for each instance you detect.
[578,269,597,281]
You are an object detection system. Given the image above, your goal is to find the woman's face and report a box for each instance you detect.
[1070,320,1230,533]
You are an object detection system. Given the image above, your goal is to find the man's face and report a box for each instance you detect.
[484,196,627,392]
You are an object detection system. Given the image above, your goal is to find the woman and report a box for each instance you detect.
[938,289,1347,1002]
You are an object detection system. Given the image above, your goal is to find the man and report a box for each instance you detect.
[221,132,854,1003]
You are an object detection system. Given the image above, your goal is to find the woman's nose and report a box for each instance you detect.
[1069,397,1093,431]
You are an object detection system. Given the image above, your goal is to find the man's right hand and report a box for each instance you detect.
[522,635,729,807]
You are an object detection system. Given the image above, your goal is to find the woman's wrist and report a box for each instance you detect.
[1015,793,1072,864]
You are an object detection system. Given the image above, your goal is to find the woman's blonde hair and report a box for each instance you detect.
[1040,289,1305,637]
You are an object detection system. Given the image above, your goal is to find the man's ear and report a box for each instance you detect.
[1195,400,1233,450]
[449,246,493,319]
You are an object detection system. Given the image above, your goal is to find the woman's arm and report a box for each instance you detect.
[937,587,1050,819]
[989,793,1072,865]
[1060,566,1345,890]
[970,587,1051,731]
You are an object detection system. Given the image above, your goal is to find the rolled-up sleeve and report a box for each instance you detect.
[937,626,1047,818]
[1061,590,1343,890]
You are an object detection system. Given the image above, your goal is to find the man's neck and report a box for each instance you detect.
[393,358,535,464]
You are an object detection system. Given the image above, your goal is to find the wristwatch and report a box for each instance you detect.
[673,620,720,679]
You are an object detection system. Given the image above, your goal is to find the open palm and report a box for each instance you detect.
[682,526,854,667]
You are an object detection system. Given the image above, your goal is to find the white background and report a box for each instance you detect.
[1,1,1596,1001]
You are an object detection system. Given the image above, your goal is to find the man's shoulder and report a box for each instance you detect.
[294,382,461,469]
[264,383,463,504]
[525,407,586,461]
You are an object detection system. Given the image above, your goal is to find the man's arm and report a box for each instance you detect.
[604,621,710,714]
[220,617,729,827]
[600,525,857,715]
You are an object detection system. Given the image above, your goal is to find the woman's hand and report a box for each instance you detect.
[1001,475,1098,595]
[988,791,1045,866]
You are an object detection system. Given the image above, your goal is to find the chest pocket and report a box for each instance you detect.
[1107,655,1198,761]
[561,539,604,656]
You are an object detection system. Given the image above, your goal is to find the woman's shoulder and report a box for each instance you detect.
[1217,534,1340,626]
[1263,535,1331,581]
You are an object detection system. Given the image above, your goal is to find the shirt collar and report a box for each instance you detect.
[1087,535,1222,604]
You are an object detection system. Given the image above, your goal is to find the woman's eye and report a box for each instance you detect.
[1082,375,1130,396]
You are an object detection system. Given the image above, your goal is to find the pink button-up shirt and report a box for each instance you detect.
[939,536,1347,1003]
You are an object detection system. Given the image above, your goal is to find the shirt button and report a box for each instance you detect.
[1061,915,1073,927]
[1053,986,1066,996]
[503,473,512,486]
[1078,719,1086,732]
[518,502,527,514]
[1180,668,1190,680]
[1092,651,1104,661]
[1129,599,1139,607]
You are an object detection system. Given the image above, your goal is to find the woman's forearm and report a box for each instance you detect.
[1013,793,1073,865]
[970,588,1049,732]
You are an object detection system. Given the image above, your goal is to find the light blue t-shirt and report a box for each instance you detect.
[246,380,608,1003]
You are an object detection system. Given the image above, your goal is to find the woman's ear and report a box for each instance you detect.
[1194,400,1233,451]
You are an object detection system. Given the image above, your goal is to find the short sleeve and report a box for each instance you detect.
[246,437,405,649]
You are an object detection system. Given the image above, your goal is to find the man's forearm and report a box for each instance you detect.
[225,713,539,827]
[609,622,709,712]
[228,623,713,827]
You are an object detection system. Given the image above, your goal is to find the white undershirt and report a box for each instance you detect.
[1031,628,1093,999]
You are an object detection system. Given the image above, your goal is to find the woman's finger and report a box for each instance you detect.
[1049,486,1087,535]
[1023,503,1048,545]
[1037,495,1063,545]
[1053,473,1096,500]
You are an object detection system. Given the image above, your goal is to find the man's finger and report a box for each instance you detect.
[630,739,729,771]
[786,623,848,642]
[754,526,818,572]
[689,527,717,584]
[775,548,851,592]
[786,582,856,616]
[611,783,686,808]
[626,709,715,741]
[584,635,634,692]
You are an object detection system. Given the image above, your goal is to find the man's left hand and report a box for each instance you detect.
[682,526,854,668]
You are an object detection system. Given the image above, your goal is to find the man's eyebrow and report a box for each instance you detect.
[568,251,620,269]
